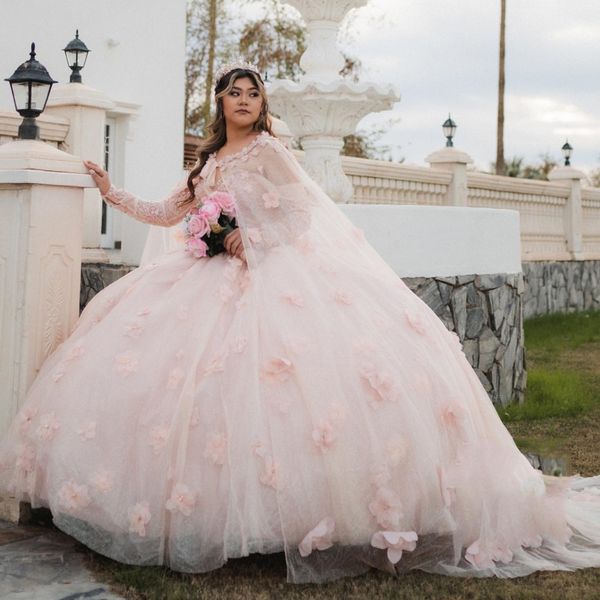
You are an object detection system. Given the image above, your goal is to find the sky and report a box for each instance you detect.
[248,0,600,175]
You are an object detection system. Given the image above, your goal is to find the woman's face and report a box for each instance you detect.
[221,76,263,129]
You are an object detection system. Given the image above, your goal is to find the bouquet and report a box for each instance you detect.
[181,191,238,258]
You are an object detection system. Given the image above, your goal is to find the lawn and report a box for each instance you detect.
[84,310,600,599]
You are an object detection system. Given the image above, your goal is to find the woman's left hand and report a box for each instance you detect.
[224,228,246,263]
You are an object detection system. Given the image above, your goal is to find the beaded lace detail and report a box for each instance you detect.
[210,131,271,168]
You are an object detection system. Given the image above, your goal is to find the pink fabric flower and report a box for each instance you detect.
[465,539,514,569]
[405,309,427,334]
[200,199,220,222]
[187,237,208,258]
[187,213,210,236]
[166,367,185,390]
[360,362,395,404]
[149,425,169,454]
[90,469,114,493]
[259,456,280,489]
[263,192,280,208]
[210,191,236,217]
[204,432,227,465]
[66,344,85,360]
[334,289,352,305]
[282,290,304,307]
[36,412,60,441]
[165,483,196,516]
[369,487,404,529]
[247,227,263,244]
[260,357,294,383]
[52,366,66,382]
[128,501,151,536]
[371,530,418,564]
[58,480,91,511]
[203,352,226,376]
[114,351,139,377]
[76,421,97,441]
[124,321,144,338]
[18,407,37,434]
[298,517,335,557]
[231,335,248,354]
[312,420,336,451]
[521,534,543,549]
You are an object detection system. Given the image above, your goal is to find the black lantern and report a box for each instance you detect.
[5,43,57,140]
[561,140,573,167]
[63,30,90,83]
[442,114,457,147]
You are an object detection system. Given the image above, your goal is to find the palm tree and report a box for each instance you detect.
[495,0,506,175]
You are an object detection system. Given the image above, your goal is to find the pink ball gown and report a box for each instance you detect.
[1,131,600,584]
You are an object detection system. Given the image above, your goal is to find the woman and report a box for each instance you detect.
[1,62,600,585]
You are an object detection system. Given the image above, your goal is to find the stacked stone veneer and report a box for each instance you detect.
[403,273,525,407]
[81,263,526,408]
[522,261,600,319]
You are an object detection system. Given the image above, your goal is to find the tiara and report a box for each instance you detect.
[215,61,260,83]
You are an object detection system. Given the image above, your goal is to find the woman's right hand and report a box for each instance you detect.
[83,159,111,195]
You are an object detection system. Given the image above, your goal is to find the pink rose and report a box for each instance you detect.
[187,214,210,237]
[210,191,237,217]
[200,199,220,223]
[186,237,208,258]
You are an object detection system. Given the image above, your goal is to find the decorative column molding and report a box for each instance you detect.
[268,0,398,202]
[425,147,473,206]
[0,139,94,439]
[45,83,113,256]
[548,165,586,260]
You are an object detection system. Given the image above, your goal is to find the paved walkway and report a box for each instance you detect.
[0,516,124,600]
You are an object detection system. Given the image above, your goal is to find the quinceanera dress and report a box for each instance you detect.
[1,131,600,584]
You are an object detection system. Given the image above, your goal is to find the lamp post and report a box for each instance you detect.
[63,30,91,83]
[443,114,457,147]
[561,140,573,167]
[5,43,57,140]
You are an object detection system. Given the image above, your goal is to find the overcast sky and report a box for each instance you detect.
[347,0,599,173]
[258,0,599,175]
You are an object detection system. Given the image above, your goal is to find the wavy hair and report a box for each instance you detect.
[181,69,275,207]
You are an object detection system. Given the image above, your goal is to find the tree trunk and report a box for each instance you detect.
[496,0,506,175]
[201,0,218,132]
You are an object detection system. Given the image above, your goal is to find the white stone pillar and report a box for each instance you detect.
[425,147,473,206]
[45,83,113,260]
[0,139,94,437]
[548,165,586,260]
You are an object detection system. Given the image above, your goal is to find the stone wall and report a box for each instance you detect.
[403,273,525,408]
[81,262,526,409]
[522,260,600,319]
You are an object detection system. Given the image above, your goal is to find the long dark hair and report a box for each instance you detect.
[181,69,275,207]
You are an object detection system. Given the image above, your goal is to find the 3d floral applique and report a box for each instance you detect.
[114,351,139,377]
[137,307,152,317]
[247,227,263,244]
[123,321,144,338]
[312,420,337,451]
[520,534,543,549]
[263,192,280,209]
[128,501,151,536]
[36,412,60,441]
[259,456,280,489]
[333,288,353,305]
[281,290,305,307]
[465,539,513,569]
[149,425,169,454]
[166,367,185,390]
[165,483,197,516]
[76,421,97,441]
[231,335,248,354]
[360,361,395,405]
[371,530,418,564]
[204,432,227,466]
[66,344,85,361]
[58,480,92,511]
[386,434,409,466]
[18,407,38,435]
[369,487,404,529]
[405,309,427,335]
[260,357,295,383]
[16,444,36,473]
[298,516,335,557]
[203,351,227,376]
[89,469,114,493]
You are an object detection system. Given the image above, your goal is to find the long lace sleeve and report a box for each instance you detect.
[101,181,192,227]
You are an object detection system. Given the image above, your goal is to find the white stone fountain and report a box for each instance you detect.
[267,0,398,203]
